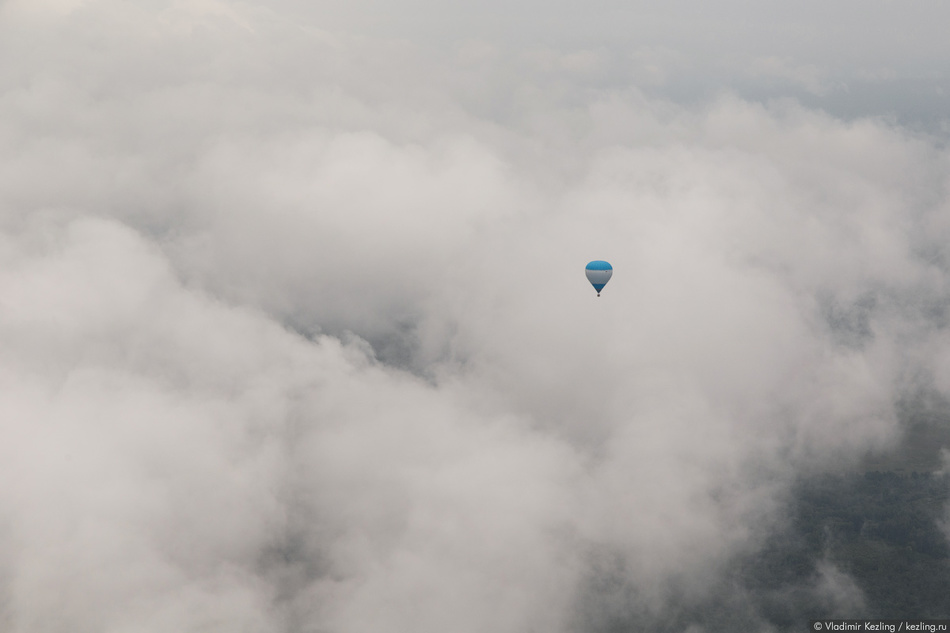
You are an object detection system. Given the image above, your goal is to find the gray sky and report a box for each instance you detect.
[0,1,949,631]
[270,0,950,129]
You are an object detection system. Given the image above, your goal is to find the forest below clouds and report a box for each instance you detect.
[578,393,950,632]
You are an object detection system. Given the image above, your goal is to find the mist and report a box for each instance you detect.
[0,1,949,631]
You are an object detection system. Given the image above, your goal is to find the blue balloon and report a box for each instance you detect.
[586,260,613,296]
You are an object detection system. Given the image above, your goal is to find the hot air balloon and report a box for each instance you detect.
[585,260,612,296]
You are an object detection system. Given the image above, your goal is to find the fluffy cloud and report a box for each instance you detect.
[0,217,582,631]
[0,1,948,631]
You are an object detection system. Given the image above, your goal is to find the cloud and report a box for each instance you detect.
[0,1,949,631]
[0,217,584,631]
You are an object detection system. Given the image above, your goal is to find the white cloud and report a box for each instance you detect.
[0,1,949,631]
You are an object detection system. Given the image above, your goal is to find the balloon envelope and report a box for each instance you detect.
[585,260,613,294]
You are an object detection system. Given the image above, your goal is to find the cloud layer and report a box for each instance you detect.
[1,1,949,631]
